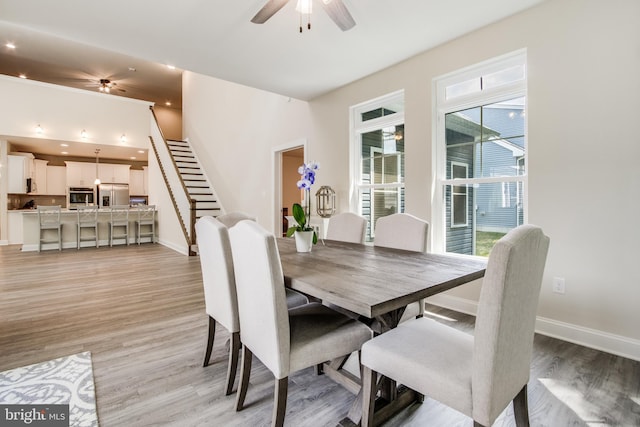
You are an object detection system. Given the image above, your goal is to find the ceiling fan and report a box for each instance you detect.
[97,79,126,94]
[251,0,356,32]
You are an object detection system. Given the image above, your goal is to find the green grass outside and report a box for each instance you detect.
[475,231,506,257]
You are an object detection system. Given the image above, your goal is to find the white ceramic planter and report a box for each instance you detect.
[294,230,314,252]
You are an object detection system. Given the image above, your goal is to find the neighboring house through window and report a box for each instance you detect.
[350,90,405,242]
[434,50,527,256]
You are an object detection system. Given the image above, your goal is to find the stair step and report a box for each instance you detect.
[172,153,195,158]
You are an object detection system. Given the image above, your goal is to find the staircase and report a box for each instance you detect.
[166,139,221,221]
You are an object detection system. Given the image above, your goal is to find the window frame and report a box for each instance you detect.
[450,161,469,228]
[350,90,405,240]
[432,50,527,254]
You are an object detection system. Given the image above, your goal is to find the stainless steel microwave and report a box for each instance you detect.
[68,187,95,209]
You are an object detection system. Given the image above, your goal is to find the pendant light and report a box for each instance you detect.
[94,149,101,185]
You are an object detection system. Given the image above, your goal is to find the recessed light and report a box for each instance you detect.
[130,156,137,160]
[60,143,69,147]
[18,73,27,79]
[128,67,137,72]
[138,150,145,154]
[165,101,171,106]
[61,151,68,155]
[6,42,16,49]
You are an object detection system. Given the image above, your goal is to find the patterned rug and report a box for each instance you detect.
[0,352,99,426]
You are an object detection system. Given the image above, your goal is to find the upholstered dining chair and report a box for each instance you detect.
[374,213,430,321]
[325,212,367,244]
[361,224,550,427]
[216,211,256,228]
[229,220,372,427]
[195,216,308,396]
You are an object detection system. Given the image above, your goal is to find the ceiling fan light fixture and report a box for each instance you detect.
[295,0,312,14]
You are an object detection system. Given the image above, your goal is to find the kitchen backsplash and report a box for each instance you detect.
[8,195,67,210]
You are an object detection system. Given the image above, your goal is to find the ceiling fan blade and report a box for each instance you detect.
[321,0,356,31]
[251,0,290,24]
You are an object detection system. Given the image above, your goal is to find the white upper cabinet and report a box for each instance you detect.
[31,159,49,194]
[7,154,34,194]
[129,169,146,195]
[46,166,67,195]
[98,163,131,183]
[65,161,97,187]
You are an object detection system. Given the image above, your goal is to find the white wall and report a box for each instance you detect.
[308,0,640,358]
[0,75,152,147]
[183,0,640,360]
[182,72,313,230]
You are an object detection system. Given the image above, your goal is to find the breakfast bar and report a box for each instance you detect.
[17,206,156,251]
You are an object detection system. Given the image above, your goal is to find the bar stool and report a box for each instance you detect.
[76,205,99,249]
[37,205,62,252]
[108,205,130,247]
[134,205,156,244]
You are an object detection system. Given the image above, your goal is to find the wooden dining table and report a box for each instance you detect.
[277,237,487,426]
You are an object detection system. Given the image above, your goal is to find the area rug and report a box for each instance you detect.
[0,351,99,426]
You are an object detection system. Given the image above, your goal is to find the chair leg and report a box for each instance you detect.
[203,317,216,367]
[272,377,288,427]
[361,366,377,427]
[225,331,241,396]
[513,384,530,427]
[235,346,253,412]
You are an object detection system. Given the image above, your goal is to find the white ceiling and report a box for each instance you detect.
[0,0,544,160]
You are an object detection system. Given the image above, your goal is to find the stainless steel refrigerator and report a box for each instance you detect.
[98,183,130,207]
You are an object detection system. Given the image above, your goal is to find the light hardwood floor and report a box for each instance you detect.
[1,244,638,426]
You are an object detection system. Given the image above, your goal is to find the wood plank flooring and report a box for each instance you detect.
[1,244,638,426]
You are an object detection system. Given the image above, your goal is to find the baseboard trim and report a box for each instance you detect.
[0,240,9,246]
[157,238,189,256]
[426,294,640,362]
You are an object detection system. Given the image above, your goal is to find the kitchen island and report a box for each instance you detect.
[15,207,156,251]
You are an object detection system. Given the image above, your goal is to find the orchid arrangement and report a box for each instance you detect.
[286,161,319,244]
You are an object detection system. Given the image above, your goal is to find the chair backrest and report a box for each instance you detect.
[374,213,429,252]
[136,205,156,223]
[38,205,61,226]
[325,212,367,244]
[471,224,550,425]
[77,206,98,225]
[195,216,240,333]
[110,205,130,223]
[229,220,290,378]
[216,212,256,228]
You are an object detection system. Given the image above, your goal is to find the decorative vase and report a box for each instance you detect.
[294,230,314,253]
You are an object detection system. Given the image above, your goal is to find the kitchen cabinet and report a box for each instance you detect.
[65,161,97,187]
[7,154,34,194]
[98,164,130,183]
[7,211,24,244]
[31,159,49,194]
[129,169,145,195]
[46,166,67,195]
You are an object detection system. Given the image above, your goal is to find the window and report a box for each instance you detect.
[451,162,468,227]
[350,91,405,242]
[434,51,527,256]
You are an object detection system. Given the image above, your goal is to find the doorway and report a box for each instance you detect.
[273,141,305,236]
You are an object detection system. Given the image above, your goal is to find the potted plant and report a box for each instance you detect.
[286,162,319,251]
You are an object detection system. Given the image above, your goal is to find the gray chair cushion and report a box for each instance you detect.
[288,302,372,373]
[361,317,474,417]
